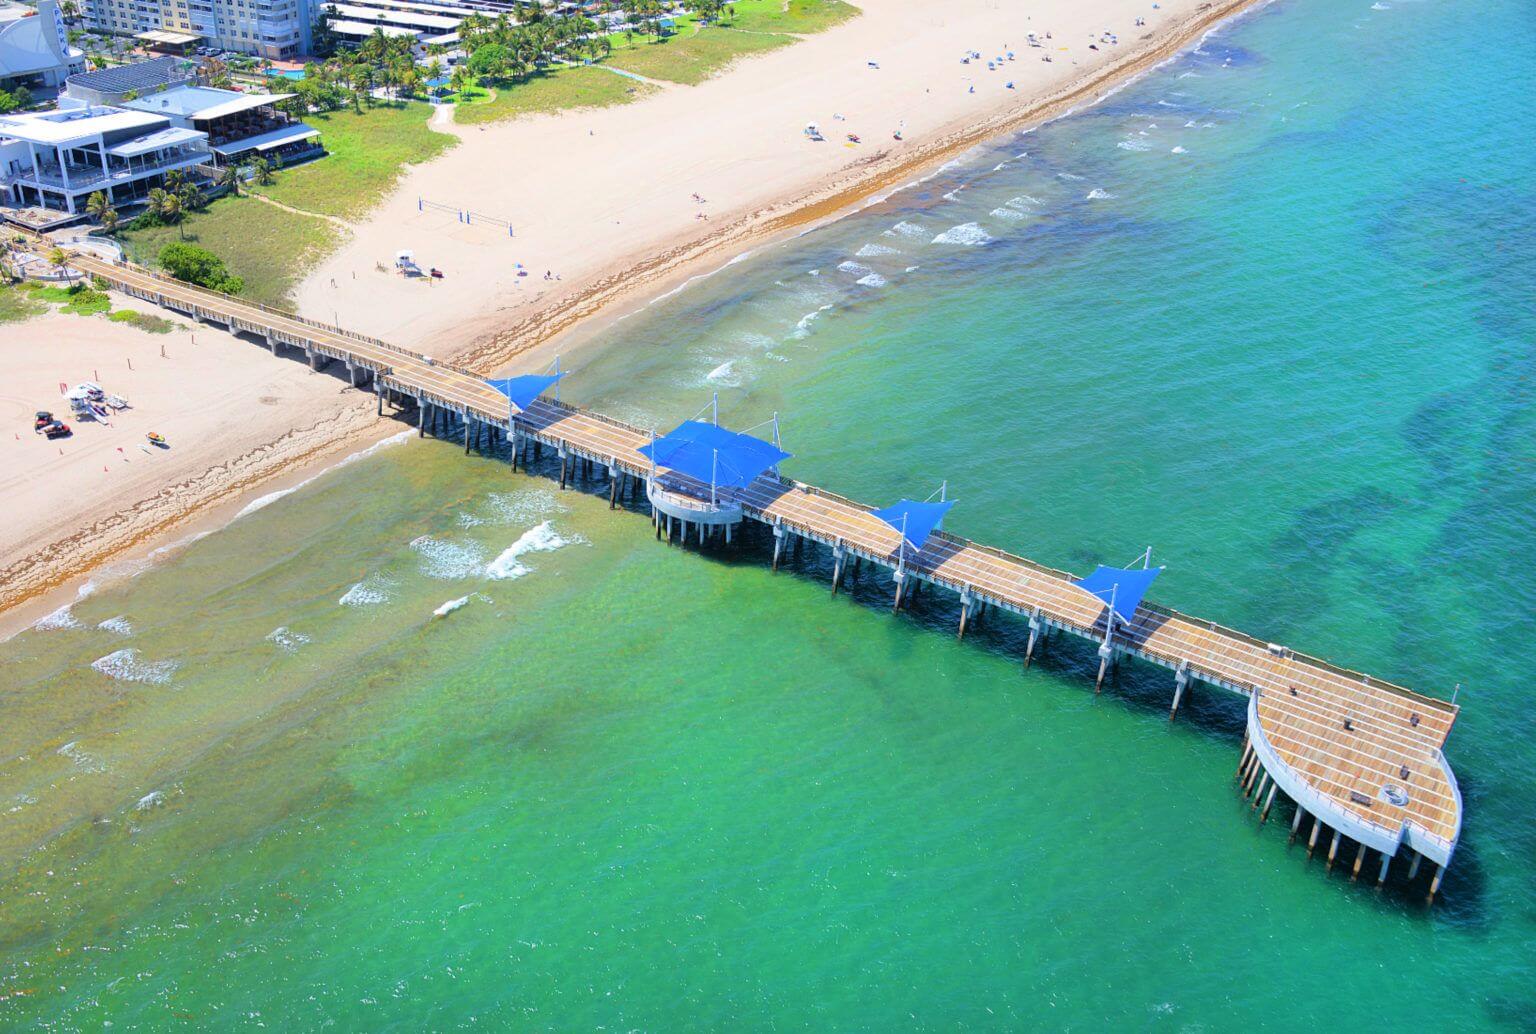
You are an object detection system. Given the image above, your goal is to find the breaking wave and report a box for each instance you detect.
[340,574,394,607]
[486,521,583,581]
[91,648,179,685]
[931,222,993,246]
[266,626,311,652]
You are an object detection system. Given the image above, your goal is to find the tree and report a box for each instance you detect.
[99,206,120,235]
[159,242,243,294]
[248,156,274,185]
[147,187,184,237]
[85,190,109,219]
[48,246,69,270]
[468,43,510,79]
[217,163,242,197]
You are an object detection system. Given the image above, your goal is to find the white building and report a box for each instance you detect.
[0,0,85,90]
[84,0,316,60]
[0,96,207,215]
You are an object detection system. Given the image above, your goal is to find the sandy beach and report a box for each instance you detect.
[0,307,383,628]
[2,0,1257,630]
[296,0,1252,370]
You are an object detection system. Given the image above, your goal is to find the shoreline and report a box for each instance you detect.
[0,0,1262,635]
[450,0,1265,374]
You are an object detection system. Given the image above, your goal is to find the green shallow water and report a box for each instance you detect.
[4,0,1535,1027]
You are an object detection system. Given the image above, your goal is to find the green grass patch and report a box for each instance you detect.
[22,282,76,303]
[60,287,111,316]
[118,195,338,307]
[108,308,177,334]
[604,25,793,85]
[456,65,652,126]
[724,0,860,34]
[257,102,455,221]
[0,282,47,322]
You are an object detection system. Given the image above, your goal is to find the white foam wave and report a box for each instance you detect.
[34,604,83,631]
[433,595,472,617]
[931,222,992,246]
[266,626,311,652]
[1007,195,1044,209]
[836,261,874,277]
[855,273,888,288]
[990,207,1028,221]
[904,265,921,273]
[1171,146,1188,154]
[791,304,833,340]
[854,243,899,258]
[705,360,741,386]
[410,536,486,580]
[58,740,108,774]
[91,648,179,685]
[340,574,394,607]
[1086,188,1116,200]
[135,790,165,811]
[1117,138,1152,152]
[1057,172,1085,181]
[97,615,133,636]
[884,220,928,239]
[486,521,584,581]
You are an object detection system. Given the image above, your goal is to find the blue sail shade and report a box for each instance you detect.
[636,420,791,489]
[870,498,955,551]
[1073,565,1163,624]
[486,372,564,413]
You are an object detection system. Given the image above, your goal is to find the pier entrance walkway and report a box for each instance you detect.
[69,249,1463,898]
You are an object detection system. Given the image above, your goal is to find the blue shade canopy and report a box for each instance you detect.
[486,372,564,413]
[1074,565,1164,624]
[636,420,791,489]
[870,498,955,551]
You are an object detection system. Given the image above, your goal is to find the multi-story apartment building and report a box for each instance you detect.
[84,0,314,60]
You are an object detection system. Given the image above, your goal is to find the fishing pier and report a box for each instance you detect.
[72,250,1464,898]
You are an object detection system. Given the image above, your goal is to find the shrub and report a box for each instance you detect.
[158,241,244,294]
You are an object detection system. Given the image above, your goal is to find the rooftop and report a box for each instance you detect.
[65,55,193,97]
[0,105,166,145]
[121,85,293,120]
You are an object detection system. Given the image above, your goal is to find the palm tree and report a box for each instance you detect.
[217,163,241,197]
[85,190,109,219]
[99,207,119,235]
[248,156,274,185]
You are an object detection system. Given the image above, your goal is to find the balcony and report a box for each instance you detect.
[3,149,208,194]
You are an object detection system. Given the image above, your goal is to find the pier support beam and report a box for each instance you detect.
[609,467,619,508]
[1259,783,1278,825]
[957,591,972,638]
[465,418,474,454]
[1429,864,1445,901]
[418,401,427,438]
[1378,853,1391,886]
[1251,771,1269,808]
[510,430,519,471]
[266,334,279,356]
[1351,842,1367,881]
[1307,817,1323,858]
[831,543,846,596]
[558,450,568,489]
[1408,852,1422,880]
[1290,805,1305,843]
[771,523,785,572]
[892,569,907,613]
[375,380,383,416]
[1327,830,1342,871]
[1170,663,1190,721]
[307,349,327,372]
[1024,611,1042,668]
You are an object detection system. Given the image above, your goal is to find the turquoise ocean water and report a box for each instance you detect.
[4,0,1534,1027]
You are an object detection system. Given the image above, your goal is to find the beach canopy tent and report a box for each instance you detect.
[637,420,790,489]
[1073,564,1163,624]
[487,372,564,413]
[870,498,954,551]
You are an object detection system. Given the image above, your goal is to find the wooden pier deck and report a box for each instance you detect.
[72,251,1463,894]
